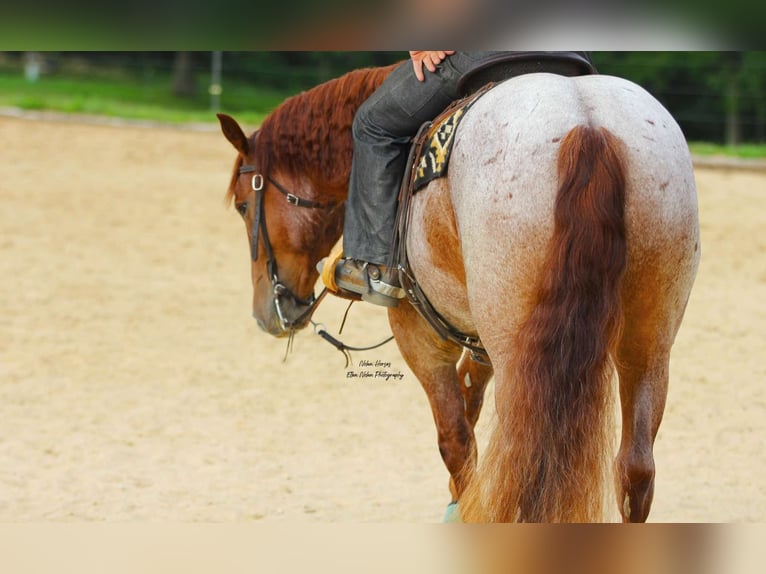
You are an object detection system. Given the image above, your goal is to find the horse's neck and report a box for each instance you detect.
[306,65,396,196]
[263,64,397,204]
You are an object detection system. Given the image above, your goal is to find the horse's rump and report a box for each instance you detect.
[406,73,699,521]
[411,73,698,360]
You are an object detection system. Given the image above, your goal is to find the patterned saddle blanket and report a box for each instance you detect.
[411,87,486,192]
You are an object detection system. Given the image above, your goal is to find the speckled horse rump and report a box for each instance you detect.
[397,72,700,522]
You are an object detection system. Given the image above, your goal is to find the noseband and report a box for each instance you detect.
[238,164,339,331]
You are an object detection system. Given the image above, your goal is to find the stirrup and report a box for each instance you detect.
[317,250,364,303]
[364,261,405,302]
[369,273,405,300]
[318,252,403,308]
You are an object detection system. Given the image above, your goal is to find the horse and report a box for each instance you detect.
[217,63,700,522]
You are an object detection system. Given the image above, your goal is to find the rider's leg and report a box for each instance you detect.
[325,52,488,306]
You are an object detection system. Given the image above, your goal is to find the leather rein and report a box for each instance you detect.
[238,164,337,332]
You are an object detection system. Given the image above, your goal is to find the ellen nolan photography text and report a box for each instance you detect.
[346,359,405,382]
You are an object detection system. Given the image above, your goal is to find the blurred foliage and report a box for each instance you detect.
[592,52,766,144]
[0,51,763,144]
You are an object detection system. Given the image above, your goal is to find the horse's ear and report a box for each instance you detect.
[217,113,249,155]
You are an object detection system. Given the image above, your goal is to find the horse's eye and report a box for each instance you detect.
[235,202,248,217]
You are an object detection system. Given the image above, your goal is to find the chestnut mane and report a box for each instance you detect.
[253,64,397,190]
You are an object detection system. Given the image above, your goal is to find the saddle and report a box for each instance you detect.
[393,53,597,364]
[457,51,596,96]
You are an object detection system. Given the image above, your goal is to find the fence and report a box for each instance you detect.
[1,51,763,143]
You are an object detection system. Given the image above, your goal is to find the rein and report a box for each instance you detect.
[238,164,338,332]
[311,318,394,368]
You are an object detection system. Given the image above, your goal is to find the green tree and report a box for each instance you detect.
[593,51,765,144]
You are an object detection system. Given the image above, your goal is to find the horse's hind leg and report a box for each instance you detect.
[388,302,476,501]
[456,352,493,428]
[614,280,693,522]
[614,346,670,522]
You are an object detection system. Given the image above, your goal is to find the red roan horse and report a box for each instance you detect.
[218,64,700,522]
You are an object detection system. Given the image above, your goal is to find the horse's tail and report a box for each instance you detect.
[460,125,627,522]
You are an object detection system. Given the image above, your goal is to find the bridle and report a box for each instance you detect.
[238,163,340,332]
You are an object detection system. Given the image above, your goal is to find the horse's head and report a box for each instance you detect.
[218,113,343,337]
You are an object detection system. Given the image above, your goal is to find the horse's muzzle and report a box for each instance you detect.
[253,300,312,338]
[253,310,290,338]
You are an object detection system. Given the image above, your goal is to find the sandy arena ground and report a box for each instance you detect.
[0,114,764,522]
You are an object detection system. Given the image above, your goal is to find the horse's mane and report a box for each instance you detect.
[254,63,398,190]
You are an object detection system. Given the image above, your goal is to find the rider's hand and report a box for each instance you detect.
[409,51,455,82]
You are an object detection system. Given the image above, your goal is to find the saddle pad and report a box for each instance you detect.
[412,96,480,192]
